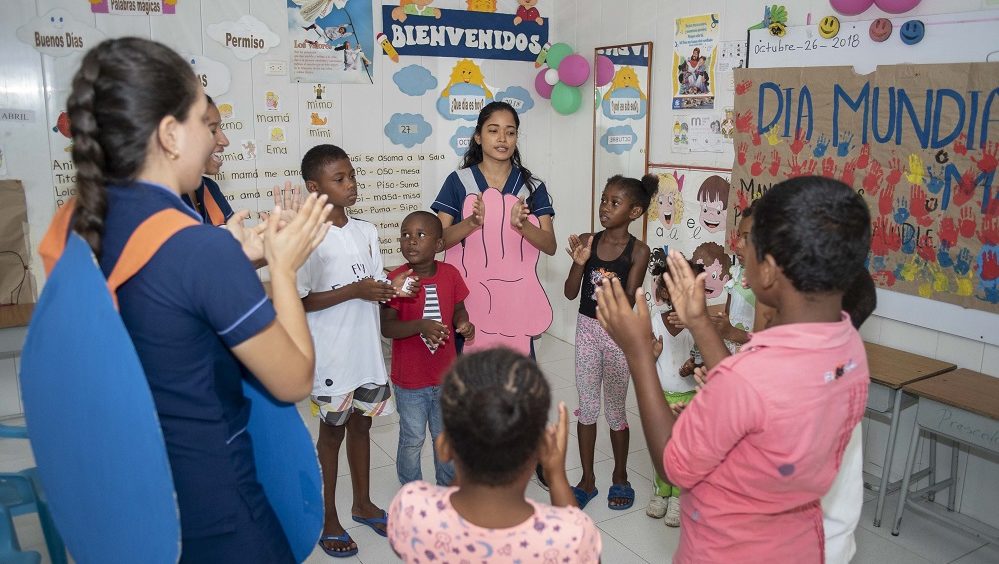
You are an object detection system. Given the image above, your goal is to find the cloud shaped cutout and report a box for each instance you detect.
[385,113,432,148]
[496,86,535,114]
[393,65,438,97]
[16,9,105,58]
[600,125,639,155]
[601,87,648,121]
[207,15,280,61]
[449,126,476,157]
[437,82,494,121]
[183,53,232,97]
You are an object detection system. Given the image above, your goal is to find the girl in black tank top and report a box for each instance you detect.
[578,231,636,318]
[563,174,657,511]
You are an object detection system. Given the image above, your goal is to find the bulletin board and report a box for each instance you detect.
[0,0,554,281]
[739,15,999,344]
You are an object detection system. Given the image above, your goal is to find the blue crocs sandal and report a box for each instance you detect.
[319,532,358,558]
[570,486,599,509]
[608,481,635,510]
[351,510,389,537]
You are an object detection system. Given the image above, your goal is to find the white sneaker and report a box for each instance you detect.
[646,495,668,518]
[664,496,681,527]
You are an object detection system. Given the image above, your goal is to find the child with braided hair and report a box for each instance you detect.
[387,348,601,563]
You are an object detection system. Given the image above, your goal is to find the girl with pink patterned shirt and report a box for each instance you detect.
[387,348,601,563]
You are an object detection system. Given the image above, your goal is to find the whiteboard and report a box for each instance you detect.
[748,10,999,345]
[748,10,999,73]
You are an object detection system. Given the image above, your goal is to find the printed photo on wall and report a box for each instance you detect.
[672,13,720,110]
[289,0,374,84]
[646,168,733,308]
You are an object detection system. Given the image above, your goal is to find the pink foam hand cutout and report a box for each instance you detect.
[444,188,553,355]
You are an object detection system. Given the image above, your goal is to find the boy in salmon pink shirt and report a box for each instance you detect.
[596,176,871,563]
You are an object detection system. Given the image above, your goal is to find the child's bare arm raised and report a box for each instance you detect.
[563,233,592,300]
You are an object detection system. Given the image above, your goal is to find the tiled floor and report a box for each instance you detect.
[2,334,996,563]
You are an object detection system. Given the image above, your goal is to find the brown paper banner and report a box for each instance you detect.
[730,63,999,314]
[0,179,36,305]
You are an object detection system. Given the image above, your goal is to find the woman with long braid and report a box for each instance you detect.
[58,37,331,562]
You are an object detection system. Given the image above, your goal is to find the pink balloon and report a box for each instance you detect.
[830,0,875,16]
[557,54,590,87]
[874,0,921,13]
[595,55,614,87]
[535,67,554,99]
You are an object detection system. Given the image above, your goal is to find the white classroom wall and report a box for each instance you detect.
[1,0,997,532]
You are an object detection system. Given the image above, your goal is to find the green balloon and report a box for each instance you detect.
[546,43,574,70]
[551,82,581,115]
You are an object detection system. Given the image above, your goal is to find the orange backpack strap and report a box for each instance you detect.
[106,209,199,307]
[39,199,77,276]
[202,187,227,226]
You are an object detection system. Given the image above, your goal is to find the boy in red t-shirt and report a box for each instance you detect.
[382,211,474,486]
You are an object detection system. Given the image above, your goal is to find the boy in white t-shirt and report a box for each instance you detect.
[646,248,703,527]
[296,144,413,558]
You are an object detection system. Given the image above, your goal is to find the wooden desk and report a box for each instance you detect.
[0,303,33,357]
[863,342,957,528]
[892,369,999,542]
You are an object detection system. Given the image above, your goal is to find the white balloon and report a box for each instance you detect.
[544,68,560,86]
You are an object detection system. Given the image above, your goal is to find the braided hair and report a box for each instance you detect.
[67,37,202,256]
[440,348,551,486]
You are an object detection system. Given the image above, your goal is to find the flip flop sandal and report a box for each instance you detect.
[351,510,389,538]
[570,486,599,509]
[608,481,635,510]
[318,532,358,558]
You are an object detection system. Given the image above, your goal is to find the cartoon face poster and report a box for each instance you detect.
[288,0,374,84]
[730,62,999,313]
[596,45,650,123]
[672,13,720,110]
[436,59,494,120]
[646,167,733,308]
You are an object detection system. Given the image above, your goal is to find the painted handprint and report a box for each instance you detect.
[878,185,895,217]
[905,154,925,185]
[901,231,916,255]
[980,248,999,281]
[765,127,782,146]
[894,196,910,225]
[443,188,552,355]
[812,133,830,158]
[871,216,890,256]
[822,156,838,179]
[768,150,782,176]
[978,216,999,245]
[939,218,958,247]
[952,169,979,208]
[855,144,871,169]
[954,248,973,275]
[836,132,855,158]
[752,128,762,146]
[970,141,999,174]
[841,159,857,187]
[862,161,883,195]
[953,133,968,156]
[789,128,807,155]
[735,110,753,134]
[909,185,932,227]
[917,234,936,263]
[937,241,954,268]
[885,156,904,188]
[737,142,748,166]
[959,206,976,239]
[735,79,753,95]
[751,152,766,176]
[924,165,944,195]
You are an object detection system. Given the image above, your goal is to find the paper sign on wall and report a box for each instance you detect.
[730,63,999,313]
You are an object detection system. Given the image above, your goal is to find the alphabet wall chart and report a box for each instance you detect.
[730,62,999,313]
